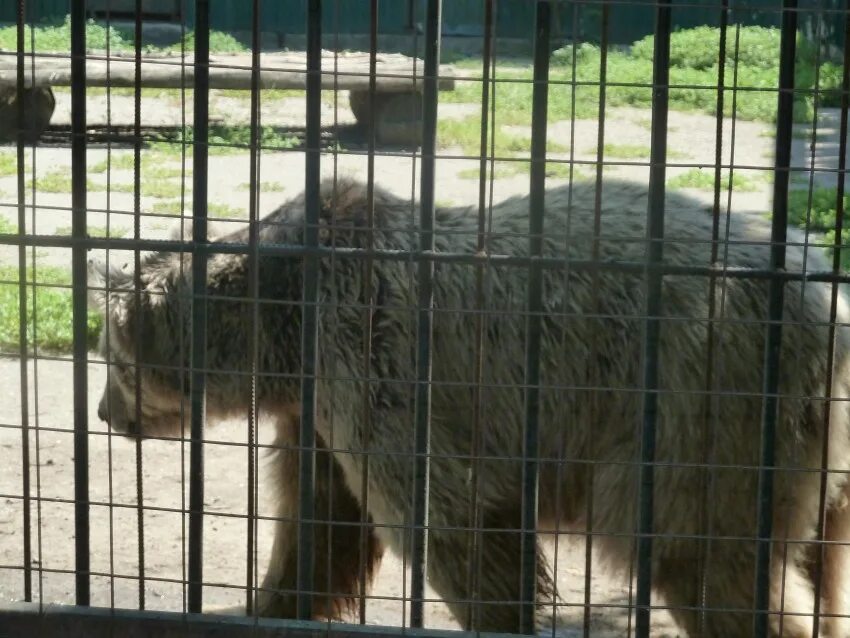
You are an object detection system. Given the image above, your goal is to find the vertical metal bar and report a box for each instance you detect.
[811,8,850,637]
[519,3,550,634]
[635,0,672,635]
[298,0,322,621]
[188,0,210,614]
[70,0,90,608]
[357,0,378,625]
[464,0,495,630]
[245,0,262,617]
[15,0,31,603]
[583,3,609,634]
[697,3,729,630]
[753,1,796,635]
[409,0,441,628]
[132,0,147,610]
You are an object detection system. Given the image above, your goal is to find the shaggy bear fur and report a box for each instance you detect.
[90,177,850,636]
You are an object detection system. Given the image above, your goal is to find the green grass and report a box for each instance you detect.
[438,116,568,155]
[784,187,850,271]
[89,154,138,173]
[151,125,300,156]
[214,88,320,101]
[209,203,245,218]
[0,16,247,54]
[668,168,760,192]
[593,144,653,159]
[99,179,185,199]
[0,153,19,177]
[0,265,102,353]
[444,27,842,125]
[54,225,127,238]
[151,200,184,216]
[238,181,285,192]
[0,215,17,233]
[26,170,94,194]
[458,160,590,181]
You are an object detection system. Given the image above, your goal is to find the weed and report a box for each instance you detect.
[0,215,17,233]
[458,160,588,180]
[89,154,138,173]
[103,180,186,199]
[0,16,247,54]
[151,125,299,155]
[438,116,567,155]
[26,171,93,193]
[0,153,19,177]
[0,265,102,352]
[54,225,127,238]
[209,203,246,218]
[668,168,759,192]
[151,200,184,216]
[238,181,285,192]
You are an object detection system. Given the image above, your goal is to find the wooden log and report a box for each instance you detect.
[0,50,455,93]
[349,90,424,146]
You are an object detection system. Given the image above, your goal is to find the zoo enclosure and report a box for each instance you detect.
[0,0,849,637]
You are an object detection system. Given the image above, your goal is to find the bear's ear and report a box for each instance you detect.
[87,258,134,326]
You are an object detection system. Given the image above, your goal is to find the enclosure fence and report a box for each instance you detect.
[1,0,850,637]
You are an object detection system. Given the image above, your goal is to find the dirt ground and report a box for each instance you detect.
[0,76,844,636]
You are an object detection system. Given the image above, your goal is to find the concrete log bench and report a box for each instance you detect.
[0,50,455,146]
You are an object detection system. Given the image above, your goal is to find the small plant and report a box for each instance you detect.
[106,180,186,199]
[438,116,567,156]
[209,203,246,218]
[0,215,17,233]
[238,181,286,192]
[151,200,184,216]
[0,265,102,353]
[54,225,127,238]
[0,153,19,177]
[0,16,249,54]
[26,170,85,194]
[89,154,138,173]
[458,160,588,181]
[668,168,759,192]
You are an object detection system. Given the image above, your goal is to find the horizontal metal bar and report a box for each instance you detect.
[0,602,532,638]
[5,233,850,283]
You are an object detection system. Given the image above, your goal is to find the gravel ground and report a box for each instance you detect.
[0,82,844,636]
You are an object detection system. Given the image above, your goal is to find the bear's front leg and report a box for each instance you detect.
[257,413,383,620]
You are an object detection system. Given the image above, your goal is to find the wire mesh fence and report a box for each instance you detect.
[1,0,850,636]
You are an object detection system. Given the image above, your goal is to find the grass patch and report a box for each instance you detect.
[54,225,127,238]
[26,170,95,194]
[0,215,17,233]
[0,16,246,54]
[151,200,184,216]
[598,144,652,159]
[89,154,138,173]
[438,116,568,155]
[458,160,588,181]
[151,125,300,156]
[668,168,759,192]
[0,153,19,177]
[214,88,312,100]
[209,203,245,218]
[103,180,186,199]
[582,144,688,160]
[238,181,285,192]
[0,265,102,353]
[785,187,850,270]
[444,26,841,125]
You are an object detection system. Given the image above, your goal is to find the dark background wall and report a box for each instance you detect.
[1,0,844,50]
